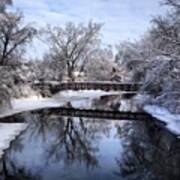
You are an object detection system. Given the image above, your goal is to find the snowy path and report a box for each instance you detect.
[0,123,27,158]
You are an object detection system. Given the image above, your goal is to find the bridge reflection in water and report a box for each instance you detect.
[0,107,157,123]
[1,109,180,180]
[0,93,179,180]
[30,107,156,121]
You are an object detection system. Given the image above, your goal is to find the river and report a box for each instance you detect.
[0,96,180,180]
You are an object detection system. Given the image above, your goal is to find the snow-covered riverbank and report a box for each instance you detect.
[0,90,120,118]
[0,123,27,158]
[134,94,180,137]
[0,98,66,118]
[1,91,179,138]
[144,105,180,137]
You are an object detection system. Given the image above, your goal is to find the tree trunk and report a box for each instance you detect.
[67,65,75,82]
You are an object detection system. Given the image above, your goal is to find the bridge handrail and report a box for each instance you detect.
[32,81,143,93]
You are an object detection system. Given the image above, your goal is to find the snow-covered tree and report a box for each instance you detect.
[115,40,153,82]
[115,0,180,113]
[36,53,65,81]
[0,67,13,109]
[84,46,114,81]
[44,21,102,81]
[0,12,36,65]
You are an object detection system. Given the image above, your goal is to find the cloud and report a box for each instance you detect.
[11,0,167,58]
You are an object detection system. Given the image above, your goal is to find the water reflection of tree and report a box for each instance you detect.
[31,111,111,167]
[2,160,40,180]
[45,116,99,167]
[115,121,180,180]
[3,110,111,179]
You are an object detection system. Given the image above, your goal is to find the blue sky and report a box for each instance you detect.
[11,0,167,58]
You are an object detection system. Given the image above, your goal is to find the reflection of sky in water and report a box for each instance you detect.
[4,114,125,180]
[2,97,180,180]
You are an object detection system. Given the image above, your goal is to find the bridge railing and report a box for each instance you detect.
[32,81,142,93]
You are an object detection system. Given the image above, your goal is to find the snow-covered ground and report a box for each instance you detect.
[56,90,120,99]
[0,90,119,118]
[56,90,120,109]
[0,98,66,118]
[144,105,180,137]
[0,123,27,158]
[2,91,180,138]
[119,100,138,112]
[133,94,180,137]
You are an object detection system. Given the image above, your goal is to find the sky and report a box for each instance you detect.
[11,0,167,58]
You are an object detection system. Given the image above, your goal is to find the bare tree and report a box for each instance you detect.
[44,21,102,81]
[0,12,36,66]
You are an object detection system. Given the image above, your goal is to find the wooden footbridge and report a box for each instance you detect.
[0,81,149,122]
[32,81,142,94]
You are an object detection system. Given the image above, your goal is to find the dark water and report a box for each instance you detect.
[1,100,180,180]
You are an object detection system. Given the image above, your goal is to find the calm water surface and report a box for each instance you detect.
[0,99,180,180]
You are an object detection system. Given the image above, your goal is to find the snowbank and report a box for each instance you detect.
[57,90,120,109]
[133,94,152,108]
[0,98,66,118]
[144,105,180,136]
[0,90,119,118]
[0,123,27,158]
[132,94,180,136]
[57,90,120,98]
